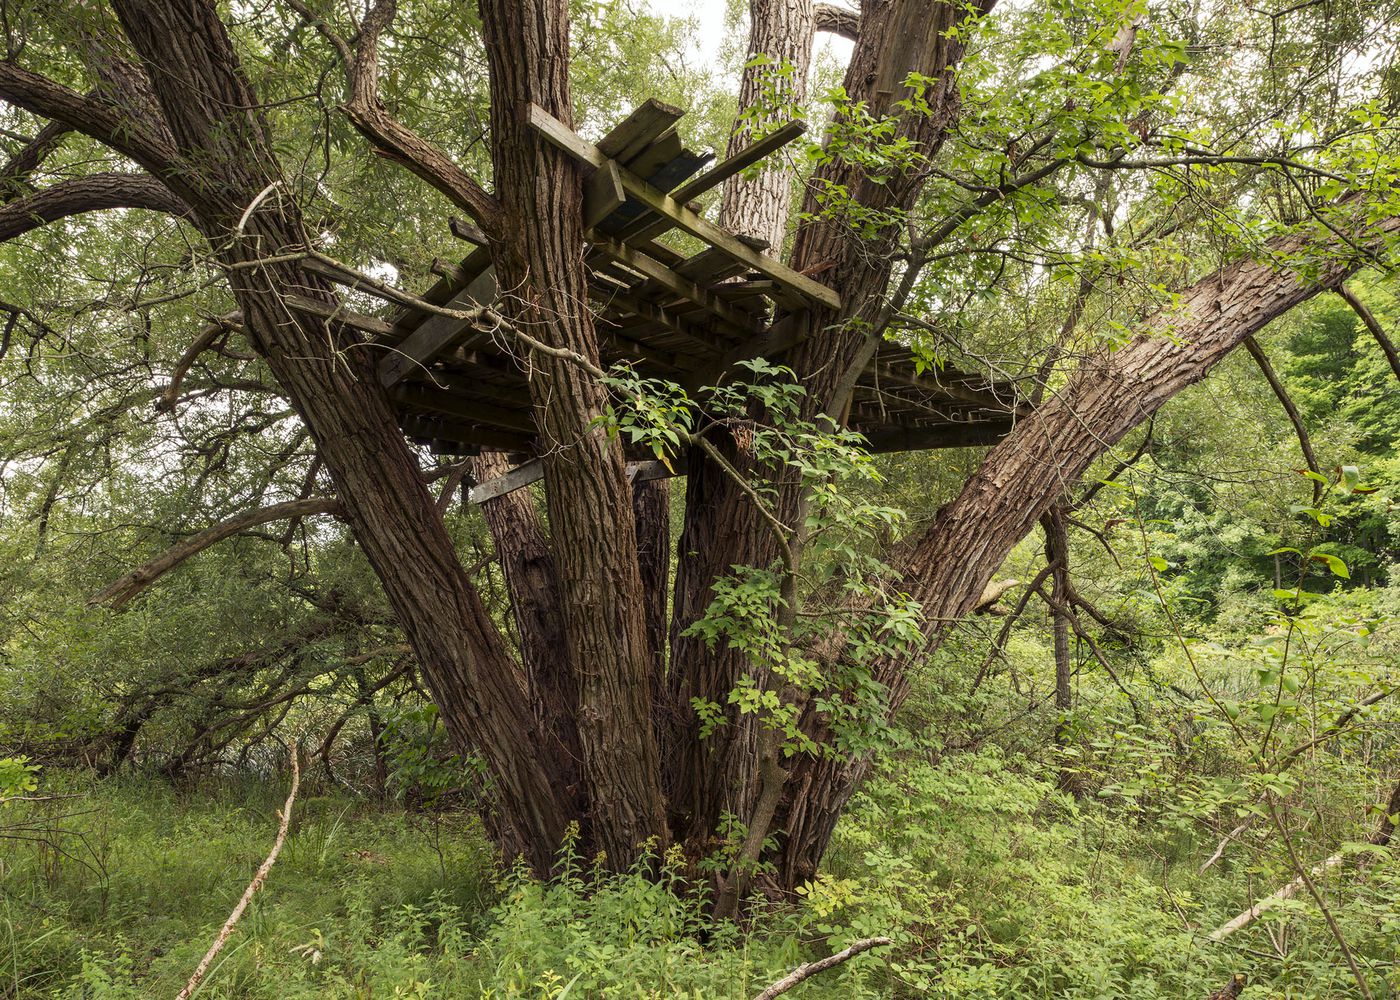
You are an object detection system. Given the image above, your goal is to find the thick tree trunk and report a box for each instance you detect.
[477,0,669,865]
[103,0,571,872]
[720,0,816,251]
[771,204,1400,884]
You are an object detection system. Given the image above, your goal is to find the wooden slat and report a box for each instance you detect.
[379,266,499,388]
[394,384,536,435]
[590,237,759,337]
[526,104,841,310]
[622,126,683,179]
[857,419,1013,453]
[584,158,626,229]
[598,98,684,160]
[468,456,678,505]
[285,293,396,337]
[614,119,807,244]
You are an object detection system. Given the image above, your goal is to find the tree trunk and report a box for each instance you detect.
[476,0,669,865]
[105,0,571,872]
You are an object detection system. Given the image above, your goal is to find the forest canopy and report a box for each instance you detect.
[2,0,1400,995]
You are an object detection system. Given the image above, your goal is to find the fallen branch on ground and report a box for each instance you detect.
[176,748,299,1000]
[751,936,892,1000]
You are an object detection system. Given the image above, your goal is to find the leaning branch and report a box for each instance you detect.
[0,172,187,243]
[1242,334,1322,503]
[91,498,342,609]
[751,937,892,1000]
[1336,283,1400,384]
[0,61,178,178]
[176,749,299,1000]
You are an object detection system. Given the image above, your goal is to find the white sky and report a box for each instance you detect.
[642,0,855,83]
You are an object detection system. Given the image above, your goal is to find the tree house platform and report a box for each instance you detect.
[301,100,1019,483]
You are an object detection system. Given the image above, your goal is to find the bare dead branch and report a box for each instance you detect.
[91,498,343,609]
[176,748,299,1000]
[751,937,892,1000]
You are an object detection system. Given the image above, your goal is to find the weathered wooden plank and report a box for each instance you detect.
[584,158,626,229]
[621,126,683,180]
[614,119,807,244]
[591,236,761,336]
[285,293,396,337]
[598,98,684,160]
[467,456,679,505]
[674,120,807,203]
[526,104,841,310]
[389,245,493,330]
[379,265,499,388]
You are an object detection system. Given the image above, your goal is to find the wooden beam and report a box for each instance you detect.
[598,98,684,160]
[591,236,760,337]
[584,158,626,229]
[467,456,678,504]
[615,119,808,244]
[526,104,841,310]
[394,384,536,435]
[285,293,396,337]
[379,265,499,388]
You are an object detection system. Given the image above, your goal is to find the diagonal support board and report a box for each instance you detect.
[526,104,841,311]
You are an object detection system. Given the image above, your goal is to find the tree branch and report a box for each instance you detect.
[281,0,501,233]
[814,4,860,40]
[1336,283,1400,384]
[0,60,178,177]
[91,498,342,609]
[0,172,186,242]
[752,937,892,1000]
[1242,334,1322,504]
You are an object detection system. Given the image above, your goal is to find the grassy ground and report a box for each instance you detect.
[2,755,1396,998]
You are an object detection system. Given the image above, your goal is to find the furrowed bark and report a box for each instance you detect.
[97,0,571,870]
[774,202,1400,884]
[719,0,816,251]
[477,0,669,865]
[671,0,994,865]
[469,450,585,821]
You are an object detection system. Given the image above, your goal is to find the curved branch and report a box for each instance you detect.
[0,172,186,242]
[815,4,860,40]
[157,311,244,413]
[0,60,178,177]
[282,0,501,233]
[91,498,342,609]
[0,119,69,202]
[1336,283,1400,383]
[1242,334,1322,504]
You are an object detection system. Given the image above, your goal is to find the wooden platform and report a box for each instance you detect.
[300,100,1020,475]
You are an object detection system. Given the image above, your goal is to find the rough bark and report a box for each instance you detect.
[469,450,585,820]
[0,172,185,241]
[773,204,1400,884]
[719,0,816,251]
[477,0,669,864]
[88,0,571,871]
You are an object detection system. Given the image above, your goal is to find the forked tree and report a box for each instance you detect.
[2,0,1398,907]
